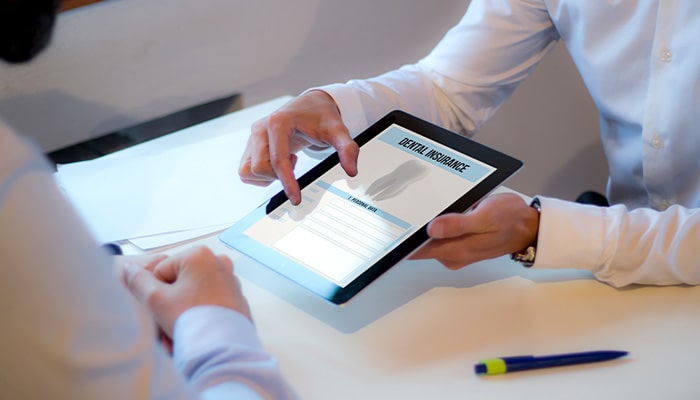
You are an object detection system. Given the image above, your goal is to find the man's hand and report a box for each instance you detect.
[239,90,359,205]
[122,246,251,339]
[410,193,539,269]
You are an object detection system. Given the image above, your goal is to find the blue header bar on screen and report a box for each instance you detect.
[378,125,494,182]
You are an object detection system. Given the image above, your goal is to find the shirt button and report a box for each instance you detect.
[658,200,670,211]
[650,136,664,149]
[660,48,673,62]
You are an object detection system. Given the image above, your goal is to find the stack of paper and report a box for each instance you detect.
[55,130,318,250]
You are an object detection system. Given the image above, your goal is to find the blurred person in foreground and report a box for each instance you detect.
[0,1,296,398]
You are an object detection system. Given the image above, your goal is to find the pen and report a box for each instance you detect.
[474,350,628,375]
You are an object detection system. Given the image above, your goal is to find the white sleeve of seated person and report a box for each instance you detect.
[304,0,700,287]
[174,306,298,400]
[313,0,558,139]
[534,196,700,287]
[0,123,295,399]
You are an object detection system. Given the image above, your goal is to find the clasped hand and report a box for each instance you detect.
[116,246,252,343]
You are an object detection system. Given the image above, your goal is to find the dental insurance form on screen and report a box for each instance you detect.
[241,124,496,288]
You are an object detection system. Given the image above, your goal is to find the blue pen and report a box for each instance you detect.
[474,350,628,375]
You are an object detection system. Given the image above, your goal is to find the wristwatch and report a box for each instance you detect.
[510,198,541,267]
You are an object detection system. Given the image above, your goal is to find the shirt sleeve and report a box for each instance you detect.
[533,196,700,287]
[315,0,559,137]
[173,306,297,400]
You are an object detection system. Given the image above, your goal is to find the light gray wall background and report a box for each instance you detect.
[0,0,608,200]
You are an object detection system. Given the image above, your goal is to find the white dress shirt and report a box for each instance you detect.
[317,0,700,286]
[0,121,296,399]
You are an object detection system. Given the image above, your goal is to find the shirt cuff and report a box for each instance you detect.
[172,305,261,374]
[531,196,607,272]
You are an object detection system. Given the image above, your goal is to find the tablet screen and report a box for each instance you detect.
[220,110,521,304]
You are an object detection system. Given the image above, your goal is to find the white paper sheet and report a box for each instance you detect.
[127,223,231,250]
[55,130,318,244]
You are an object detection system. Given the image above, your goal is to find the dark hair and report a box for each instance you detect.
[0,0,62,63]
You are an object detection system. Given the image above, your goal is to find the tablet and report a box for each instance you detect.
[219,110,522,305]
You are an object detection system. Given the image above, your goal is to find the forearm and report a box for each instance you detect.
[315,0,559,139]
[317,64,473,137]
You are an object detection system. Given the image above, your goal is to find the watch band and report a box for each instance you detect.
[510,198,541,267]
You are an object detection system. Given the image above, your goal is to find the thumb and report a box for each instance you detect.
[123,262,165,304]
[333,136,359,177]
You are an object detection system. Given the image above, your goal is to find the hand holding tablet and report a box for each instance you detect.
[221,110,522,304]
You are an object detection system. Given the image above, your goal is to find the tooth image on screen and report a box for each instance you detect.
[365,160,428,201]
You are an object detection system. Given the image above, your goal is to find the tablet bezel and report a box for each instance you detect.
[219,110,522,305]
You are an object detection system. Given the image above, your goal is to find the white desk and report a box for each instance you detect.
[116,97,700,399]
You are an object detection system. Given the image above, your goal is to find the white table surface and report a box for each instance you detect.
[117,97,700,399]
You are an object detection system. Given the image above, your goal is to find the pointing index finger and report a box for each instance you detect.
[267,118,301,205]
